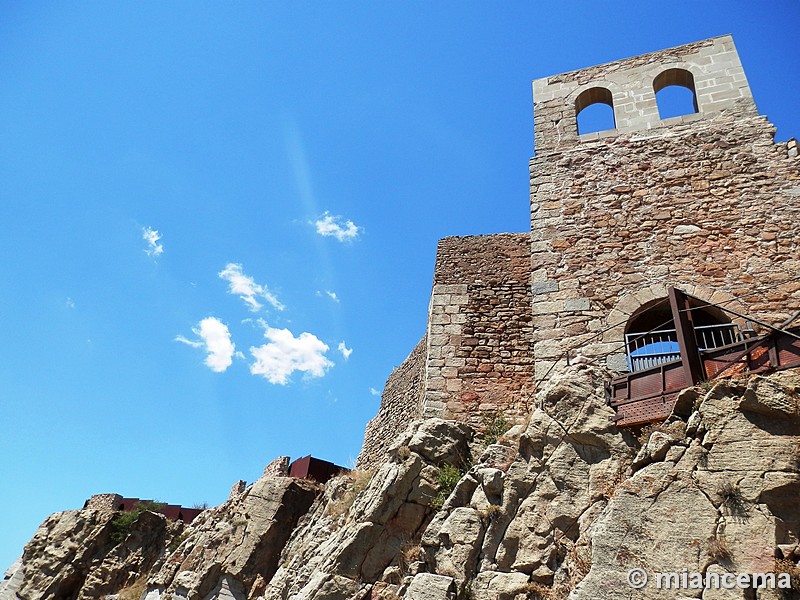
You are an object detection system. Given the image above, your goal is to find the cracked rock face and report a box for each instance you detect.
[5,368,800,600]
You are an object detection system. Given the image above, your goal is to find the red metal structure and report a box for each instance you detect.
[608,288,800,427]
[288,456,347,484]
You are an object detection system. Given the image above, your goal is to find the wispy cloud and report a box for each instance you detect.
[176,317,236,373]
[142,226,164,257]
[249,324,332,385]
[337,341,353,360]
[316,290,340,303]
[314,211,361,242]
[219,263,284,312]
[65,297,76,309]
[369,387,381,396]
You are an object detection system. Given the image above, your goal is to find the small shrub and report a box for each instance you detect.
[481,411,511,447]
[522,582,551,599]
[325,469,375,520]
[167,530,188,553]
[478,503,504,520]
[192,502,209,510]
[707,535,734,566]
[431,463,466,509]
[773,558,800,590]
[718,482,748,517]
[109,501,166,543]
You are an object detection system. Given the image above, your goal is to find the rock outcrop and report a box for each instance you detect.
[5,366,800,600]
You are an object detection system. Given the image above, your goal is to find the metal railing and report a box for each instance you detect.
[625,322,743,372]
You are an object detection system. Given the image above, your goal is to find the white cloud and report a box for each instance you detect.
[219,263,284,312]
[65,297,76,309]
[314,211,361,242]
[369,387,381,396]
[249,325,332,385]
[316,290,340,303]
[338,341,353,360]
[142,226,164,257]
[176,317,236,373]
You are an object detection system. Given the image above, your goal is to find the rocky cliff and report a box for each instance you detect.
[3,365,799,600]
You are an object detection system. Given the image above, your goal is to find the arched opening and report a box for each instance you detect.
[624,298,738,372]
[654,68,698,120]
[575,87,615,135]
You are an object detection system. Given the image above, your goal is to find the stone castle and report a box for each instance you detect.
[358,34,800,468]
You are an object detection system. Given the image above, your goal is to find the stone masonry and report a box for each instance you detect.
[529,34,799,379]
[358,35,800,467]
[422,234,534,426]
[357,337,427,469]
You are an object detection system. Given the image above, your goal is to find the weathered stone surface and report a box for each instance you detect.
[264,419,471,599]
[470,571,529,600]
[148,475,318,600]
[403,573,455,600]
[9,507,179,600]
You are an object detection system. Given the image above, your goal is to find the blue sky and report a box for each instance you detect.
[1,2,798,569]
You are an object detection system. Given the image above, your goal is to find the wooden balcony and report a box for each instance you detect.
[607,288,800,428]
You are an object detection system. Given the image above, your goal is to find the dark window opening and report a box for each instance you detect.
[576,87,615,135]
[654,68,698,120]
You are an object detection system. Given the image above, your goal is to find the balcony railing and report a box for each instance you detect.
[626,322,743,372]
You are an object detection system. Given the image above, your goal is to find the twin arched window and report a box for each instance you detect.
[576,68,699,135]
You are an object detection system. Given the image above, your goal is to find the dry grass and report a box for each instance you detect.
[522,582,552,599]
[398,540,423,575]
[717,482,748,518]
[478,503,504,520]
[325,469,375,520]
[707,535,734,566]
[119,577,148,600]
[773,558,800,590]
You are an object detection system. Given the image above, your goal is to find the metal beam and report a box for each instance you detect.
[668,287,705,386]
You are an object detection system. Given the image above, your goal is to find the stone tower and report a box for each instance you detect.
[357,35,800,468]
[528,34,798,380]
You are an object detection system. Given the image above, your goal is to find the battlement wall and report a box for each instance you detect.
[357,336,427,469]
[422,233,534,428]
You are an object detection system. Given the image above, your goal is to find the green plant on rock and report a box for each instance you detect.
[481,410,511,447]
[431,463,466,509]
[109,501,166,543]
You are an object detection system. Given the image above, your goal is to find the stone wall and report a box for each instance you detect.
[422,233,534,428]
[533,35,756,153]
[529,36,800,380]
[83,494,123,513]
[356,336,427,469]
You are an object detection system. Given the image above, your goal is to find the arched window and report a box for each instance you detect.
[654,68,698,120]
[575,87,615,135]
[625,298,738,372]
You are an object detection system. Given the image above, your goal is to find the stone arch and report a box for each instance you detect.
[574,85,616,135]
[652,66,699,119]
[603,284,748,372]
